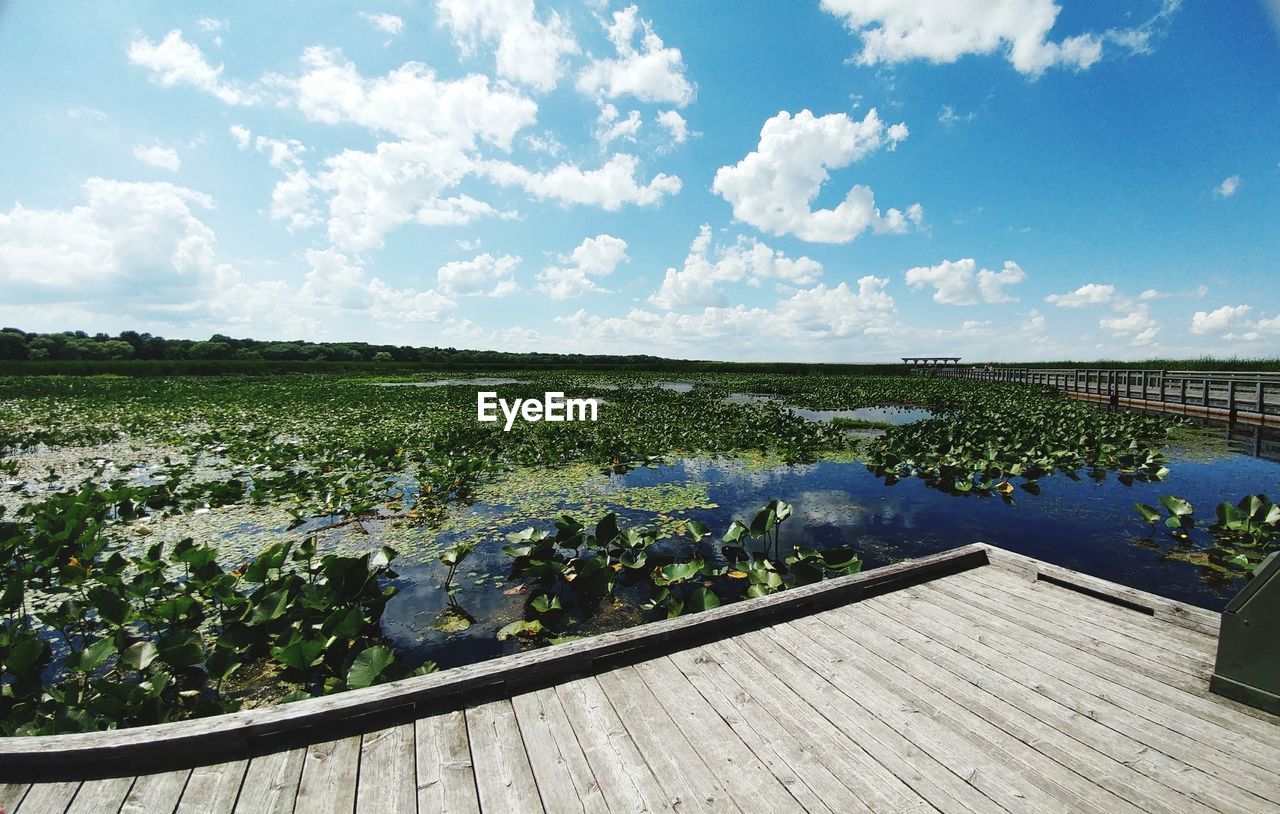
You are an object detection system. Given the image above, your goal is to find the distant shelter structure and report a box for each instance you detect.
[901,357,961,369]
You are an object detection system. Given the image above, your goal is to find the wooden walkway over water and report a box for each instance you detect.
[2,544,1278,813]
[940,366,1280,426]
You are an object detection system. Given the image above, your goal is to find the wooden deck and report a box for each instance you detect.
[2,545,1278,813]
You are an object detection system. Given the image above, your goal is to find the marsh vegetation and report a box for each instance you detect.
[1,371,1273,733]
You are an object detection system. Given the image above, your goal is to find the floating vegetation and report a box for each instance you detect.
[1136,493,1280,573]
[1,370,1255,730]
[497,500,861,642]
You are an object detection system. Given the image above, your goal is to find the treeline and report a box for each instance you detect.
[0,328,674,366]
[0,328,910,376]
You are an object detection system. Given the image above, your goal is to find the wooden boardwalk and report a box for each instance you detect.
[3,545,1279,813]
[941,366,1280,426]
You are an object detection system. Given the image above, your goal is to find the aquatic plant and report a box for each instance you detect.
[0,482,431,736]
[1136,493,1280,572]
[500,500,862,637]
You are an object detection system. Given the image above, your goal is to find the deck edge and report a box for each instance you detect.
[976,543,1221,636]
[0,543,991,778]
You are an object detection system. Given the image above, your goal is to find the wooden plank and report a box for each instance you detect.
[510,687,609,814]
[175,760,247,814]
[860,591,1208,814]
[65,777,134,813]
[0,545,989,775]
[12,783,78,814]
[554,675,676,813]
[234,748,305,814]
[595,665,738,812]
[294,735,361,814]
[0,784,29,814]
[119,770,190,814]
[763,621,1067,814]
[667,646,850,814]
[922,577,1280,755]
[962,566,1216,653]
[465,699,543,813]
[629,658,804,813]
[943,572,1214,678]
[927,574,1210,695]
[978,545,1220,635]
[355,725,415,814]
[892,584,1280,811]
[415,709,479,814]
[682,638,933,814]
[809,607,1136,814]
[731,627,1004,814]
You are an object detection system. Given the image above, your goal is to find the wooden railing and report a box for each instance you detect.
[935,367,1280,424]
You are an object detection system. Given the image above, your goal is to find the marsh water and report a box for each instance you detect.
[377,411,1280,671]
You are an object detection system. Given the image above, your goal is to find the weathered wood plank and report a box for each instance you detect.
[732,627,1003,814]
[942,572,1214,678]
[679,638,932,814]
[666,647,845,814]
[65,777,133,814]
[294,735,361,814]
[466,699,543,813]
[12,783,78,814]
[764,622,1065,814]
[895,583,1280,811]
[175,760,247,814]
[922,576,1280,758]
[827,599,1152,814]
[119,769,190,814]
[978,545,1220,635]
[554,675,675,813]
[355,724,415,814]
[868,590,1224,814]
[510,687,608,814]
[233,748,304,814]
[0,784,29,814]
[596,664,742,813]
[962,566,1215,652]
[635,656,821,814]
[415,708,479,814]
[0,545,989,775]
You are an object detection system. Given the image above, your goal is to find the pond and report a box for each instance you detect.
[376,433,1279,671]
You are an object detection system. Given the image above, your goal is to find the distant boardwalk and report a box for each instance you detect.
[3,544,1278,813]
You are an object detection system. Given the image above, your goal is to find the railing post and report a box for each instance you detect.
[1257,382,1265,418]
[1159,371,1166,403]
[1203,379,1210,408]
[1180,377,1187,405]
[1228,380,1237,422]
[1140,370,1147,402]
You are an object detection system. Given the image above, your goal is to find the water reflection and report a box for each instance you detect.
[379,443,1280,670]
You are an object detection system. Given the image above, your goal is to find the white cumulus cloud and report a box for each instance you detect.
[905,258,1026,305]
[133,144,181,172]
[1215,175,1241,199]
[820,0,1109,77]
[436,253,521,297]
[538,234,629,299]
[1190,304,1252,335]
[577,5,694,106]
[483,153,681,210]
[1045,283,1116,307]
[712,109,918,244]
[359,12,405,37]
[437,0,579,92]
[128,30,258,105]
[649,225,823,310]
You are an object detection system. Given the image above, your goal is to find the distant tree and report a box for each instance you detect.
[372,351,393,362]
[188,341,233,360]
[0,331,28,360]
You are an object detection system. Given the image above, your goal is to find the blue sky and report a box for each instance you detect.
[1,0,1277,362]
